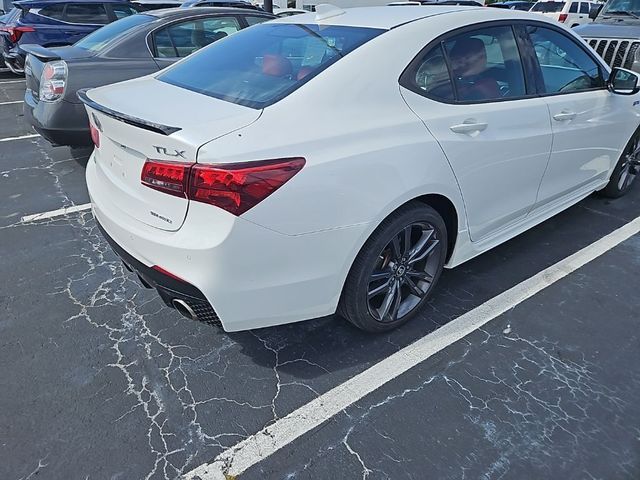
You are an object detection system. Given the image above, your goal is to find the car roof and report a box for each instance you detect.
[146,5,272,17]
[273,5,484,30]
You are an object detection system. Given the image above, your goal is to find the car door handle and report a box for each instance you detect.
[553,111,577,121]
[449,120,488,134]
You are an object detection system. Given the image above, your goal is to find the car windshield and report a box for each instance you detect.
[530,1,565,11]
[158,23,384,108]
[74,14,155,52]
[601,0,640,14]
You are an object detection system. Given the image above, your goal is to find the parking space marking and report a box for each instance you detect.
[0,100,23,105]
[20,203,91,223]
[0,133,39,142]
[183,215,640,480]
[0,79,25,84]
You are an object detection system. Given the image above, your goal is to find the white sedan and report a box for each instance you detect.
[81,5,640,332]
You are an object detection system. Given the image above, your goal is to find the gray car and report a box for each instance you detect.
[23,7,274,146]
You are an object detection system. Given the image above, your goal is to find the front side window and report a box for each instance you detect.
[527,25,604,93]
[64,3,109,24]
[531,1,566,12]
[158,23,383,108]
[154,17,241,58]
[444,26,526,102]
[244,15,271,26]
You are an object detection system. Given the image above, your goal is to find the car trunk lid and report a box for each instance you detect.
[80,77,262,231]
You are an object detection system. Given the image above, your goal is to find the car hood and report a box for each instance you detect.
[575,22,640,38]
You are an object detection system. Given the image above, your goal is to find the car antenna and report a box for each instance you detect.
[315,3,346,20]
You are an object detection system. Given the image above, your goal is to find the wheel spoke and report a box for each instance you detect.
[389,284,402,321]
[369,271,392,282]
[378,280,398,320]
[407,229,434,263]
[407,270,434,283]
[408,239,439,265]
[402,225,412,257]
[368,279,390,299]
[391,235,402,260]
[618,166,630,190]
[405,276,425,298]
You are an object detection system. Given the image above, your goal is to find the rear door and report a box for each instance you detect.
[400,24,553,241]
[524,23,638,207]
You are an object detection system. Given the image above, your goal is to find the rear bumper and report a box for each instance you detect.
[24,89,91,146]
[97,220,220,326]
[87,152,369,331]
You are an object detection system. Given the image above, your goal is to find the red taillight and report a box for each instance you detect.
[141,160,191,198]
[140,157,305,216]
[189,158,305,216]
[152,265,186,283]
[559,13,568,22]
[5,26,35,43]
[89,123,100,148]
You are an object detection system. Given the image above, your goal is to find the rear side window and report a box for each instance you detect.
[158,23,383,108]
[579,2,590,13]
[244,15,271,25]
[74,14,154,51]
[527,25,604,93]
[112,4,140,19]
[154,16,241,58]
[64,3,109,24]
[569,2,578,12]
[531,1,565,12]
[38,4,65,20]
[403,25,526,103]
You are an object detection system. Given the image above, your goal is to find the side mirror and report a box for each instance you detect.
[589,4,602,20]
[609,67,640,95]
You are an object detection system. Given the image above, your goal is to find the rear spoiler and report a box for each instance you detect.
[77,89,182,136]
[21,44,61,61]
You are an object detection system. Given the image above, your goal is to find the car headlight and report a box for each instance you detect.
[39,60,67,102]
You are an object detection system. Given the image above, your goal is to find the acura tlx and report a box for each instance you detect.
[81,5,640,332]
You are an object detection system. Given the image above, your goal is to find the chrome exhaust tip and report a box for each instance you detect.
[172,299,198,321]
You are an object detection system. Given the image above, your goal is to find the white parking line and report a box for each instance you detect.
[0,100,23,105]
[0,133,39,142]
[20,203,91,223]
[0,79,25,84]
[183,215,640,480]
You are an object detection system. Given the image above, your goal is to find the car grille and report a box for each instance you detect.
[585,38,640,69]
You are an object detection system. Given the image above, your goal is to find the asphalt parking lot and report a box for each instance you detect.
[1,70,639,480]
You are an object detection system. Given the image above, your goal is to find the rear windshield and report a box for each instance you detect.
[74,14,154,52]
[158,23,384,109]
[531,1,565,11]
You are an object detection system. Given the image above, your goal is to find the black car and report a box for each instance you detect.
[24,7,274,146]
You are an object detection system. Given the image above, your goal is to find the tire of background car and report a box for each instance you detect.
[599,126,640,198]
[338,202,447,333]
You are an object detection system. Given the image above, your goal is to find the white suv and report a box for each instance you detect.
[530,0,596,27]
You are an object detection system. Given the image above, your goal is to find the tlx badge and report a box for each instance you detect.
[153,146,186,158]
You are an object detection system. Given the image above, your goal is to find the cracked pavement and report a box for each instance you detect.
[0,71,639,480]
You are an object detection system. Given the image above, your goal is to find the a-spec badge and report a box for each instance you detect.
[153,146,186,158]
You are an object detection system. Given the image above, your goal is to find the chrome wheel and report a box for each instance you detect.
[618,135,640,191]
[367,222,442,323]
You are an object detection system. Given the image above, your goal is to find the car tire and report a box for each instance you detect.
[338,202,447,333]
[599,127,640,198]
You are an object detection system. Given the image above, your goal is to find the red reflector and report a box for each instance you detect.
[559,13,568,22]
[141,159,192,198]
[89,123,100,148]
[188,158,305,216]
[152,265,186,283]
